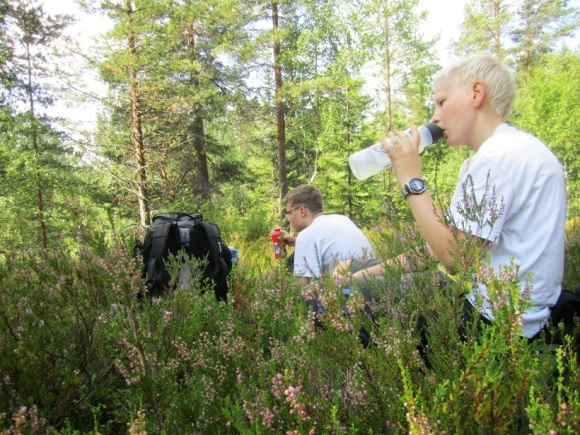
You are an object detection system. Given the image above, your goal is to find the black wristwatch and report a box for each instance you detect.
[402,178,427,199]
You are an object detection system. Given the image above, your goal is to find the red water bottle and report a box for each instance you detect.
[271,228,282,259]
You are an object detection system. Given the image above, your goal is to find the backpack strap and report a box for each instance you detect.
[147,216,176,290]
[198,221,230,281]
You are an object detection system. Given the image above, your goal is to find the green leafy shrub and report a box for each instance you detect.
[0,221,578,434]
[564,218,580,290]
[0,236,142,432]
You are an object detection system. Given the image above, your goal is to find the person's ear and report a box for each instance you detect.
[472,81,486,108]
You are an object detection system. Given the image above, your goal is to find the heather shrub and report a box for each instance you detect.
[526,339,580,433]
[0,219,578,433]
[564,218,580,290]
[0,235,142,432]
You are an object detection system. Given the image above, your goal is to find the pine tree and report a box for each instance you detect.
[356,0,438,130]
[453,0,511,57]
[511,0,579,72]
[94,0,251,222]
[0,0,77,250]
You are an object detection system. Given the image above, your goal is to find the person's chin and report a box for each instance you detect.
[444,134,461,148]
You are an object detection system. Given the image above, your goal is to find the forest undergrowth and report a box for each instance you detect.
[0,220,579,434]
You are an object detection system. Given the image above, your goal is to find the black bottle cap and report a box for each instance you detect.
[424,123,444,143]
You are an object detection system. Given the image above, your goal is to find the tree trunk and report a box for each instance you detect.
[272,1,288,213]
[126,0,150,229]
[185,25,210,200]
[382,3,393,131]
[26,43,48,249]
[193,105,210,200]
[492,0,501,55]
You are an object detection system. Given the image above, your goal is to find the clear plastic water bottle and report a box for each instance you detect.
[348,123,444,180]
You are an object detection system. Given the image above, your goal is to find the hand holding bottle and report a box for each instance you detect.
[279,229,295,246]
[382,127,424,187]
[271,228,292,259]
[349,123,443,180]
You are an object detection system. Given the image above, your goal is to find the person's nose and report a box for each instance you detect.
[430,109,440,125]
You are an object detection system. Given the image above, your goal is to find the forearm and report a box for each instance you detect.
[405,192,458,268]
[352,262,385,279]
[382,127,479,271]
[297,276,310,286]
[351,251,429,280]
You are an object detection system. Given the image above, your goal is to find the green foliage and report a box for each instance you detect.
[313,73,385,226]
[527,341,580,432]
[0,217,578,433]
[454,0,512,57]
[512,52,580,217]
[0,1,84,251]
[0,234,141,432]
[0,2,579,432]
[564,219,580,290]
[357,0,439,128]
[0,112,104,252]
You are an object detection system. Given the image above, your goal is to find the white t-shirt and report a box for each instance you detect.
[294,214,374,278]
[449,124,566,338]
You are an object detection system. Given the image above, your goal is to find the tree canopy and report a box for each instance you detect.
[0,0,578,251]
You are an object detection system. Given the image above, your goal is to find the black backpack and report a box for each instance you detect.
[140,212,232,301]
[548,285,580,347]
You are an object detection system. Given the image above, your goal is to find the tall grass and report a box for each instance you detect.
[0,222,578,434]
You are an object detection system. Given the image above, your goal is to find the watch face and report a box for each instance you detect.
[409,178,426,192]
[402,178,427,198]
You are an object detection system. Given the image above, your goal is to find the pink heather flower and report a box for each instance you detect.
[260,407,276,428]
[284,386,308,420]
[284,385,301,403]
[242,400,254,424]
[271,373,284,400]
[302,286,316,300]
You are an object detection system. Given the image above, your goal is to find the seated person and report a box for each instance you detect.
[277,184,375,285]
[338,53,566,342]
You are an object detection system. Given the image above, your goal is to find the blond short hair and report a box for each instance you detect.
[435,54,517,118]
